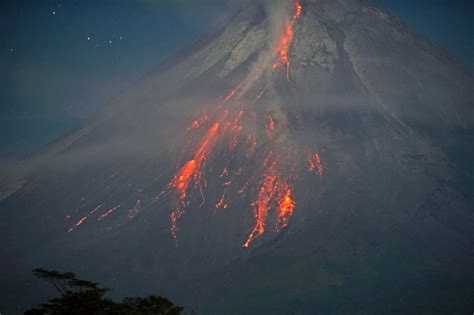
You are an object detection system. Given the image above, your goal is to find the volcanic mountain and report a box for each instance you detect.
[2,0,474,313]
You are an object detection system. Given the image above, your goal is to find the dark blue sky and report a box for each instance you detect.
[1,0,472,157]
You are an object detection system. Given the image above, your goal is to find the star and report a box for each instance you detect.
[87,36,91,41]
[109,40,112,44]
[52,10,56,15]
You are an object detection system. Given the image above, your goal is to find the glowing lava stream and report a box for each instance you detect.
[277,186,296,230]
[65,1,318,246]
[68,204,103,233]
[273,0,302,81]
[168,117,226,239]
[243,152,296,248]
[215,188,229,209]
[160,0,308,247]
[98,205,121,221]
[243,152,278,248]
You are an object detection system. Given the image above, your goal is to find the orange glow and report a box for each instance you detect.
[277,188,295,229]
[273,20,294,81]
[68,204,102,233]
[243,176,297,247]
[170,211,179,239]
[168,120,223,237]
[63,1,309,247]
[176,160,197,193]
[187,113,208,131]
[171,121,222,199]
[159,1,304,248]
[243,152,295,248]
[163,107,249,239]
[215,189,229,209]
[294,0,302,20]
[97,205,120,221]
[307,149,324,176]
[243,171,277,248]
[194,122,221,160]
[223,84,242,101]
[272,0,302,81]
[243,150,298,248]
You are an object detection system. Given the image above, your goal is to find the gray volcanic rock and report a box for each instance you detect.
[1,0,473,314]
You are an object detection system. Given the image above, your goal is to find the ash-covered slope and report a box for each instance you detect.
[1,0,473,314]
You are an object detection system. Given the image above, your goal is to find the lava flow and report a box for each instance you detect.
[167,114,228,238]
[159,0,307,248]
[215,189,229,209]
[98,205,121,221]
[65,1,323,246]
[294,0,303,20]
[273,0,302,81]
[277,186,296,230]
[243,152,297,248]
[68,204,103,233]
[243,152,277,248]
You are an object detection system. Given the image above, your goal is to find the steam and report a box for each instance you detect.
[238,0,291,97]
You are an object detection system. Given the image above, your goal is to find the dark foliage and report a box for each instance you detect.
[25,268,183,315]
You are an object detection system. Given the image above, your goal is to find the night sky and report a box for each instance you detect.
[1,0,473,158]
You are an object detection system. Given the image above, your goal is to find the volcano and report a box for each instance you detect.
[2,0,474,313]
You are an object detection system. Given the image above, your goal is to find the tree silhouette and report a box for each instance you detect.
[25,268,183,315]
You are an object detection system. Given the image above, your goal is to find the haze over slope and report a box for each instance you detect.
[1,0,473,314]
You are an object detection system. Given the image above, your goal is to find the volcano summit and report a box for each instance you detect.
[1,0,473,314]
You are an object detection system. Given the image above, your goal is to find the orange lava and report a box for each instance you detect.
[243,176,277,247]
[243,152,296,248]
[98,205,121,221]
[175,160,197,197]
[64,1,312,245]
[273,0,302,81]
[160,1,304,247]
[168,119,224,238]
[277,187,296,230]
[216,189,229,209]
[294,0,302,20]
[68,204,102,233]
[273,20,294,81]
[223,84,242,101]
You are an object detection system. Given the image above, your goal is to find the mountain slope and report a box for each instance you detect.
[1,0,473,314]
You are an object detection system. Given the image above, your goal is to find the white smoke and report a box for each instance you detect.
[238,0,293,97]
